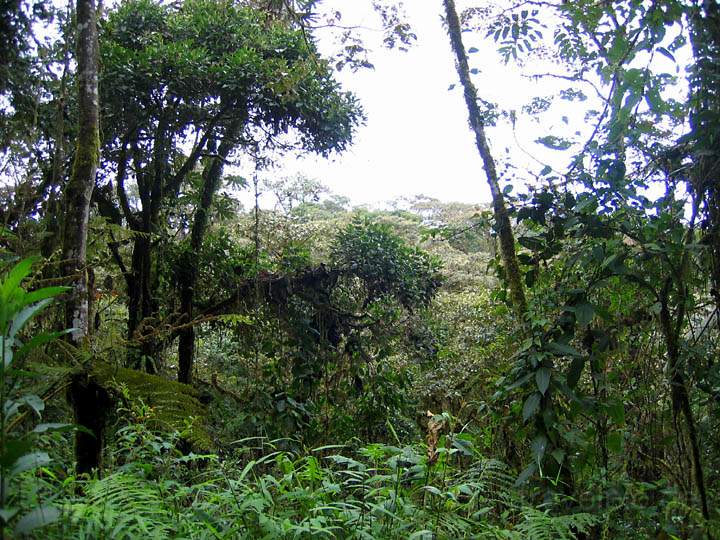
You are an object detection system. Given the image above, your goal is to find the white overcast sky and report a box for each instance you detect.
[248,0,585,208]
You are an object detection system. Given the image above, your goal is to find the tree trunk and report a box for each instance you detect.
[123,115,174,372]
[127,234,159,372]
[64,0,101,476]
[178,119,242,384]
[62,0,99,341]
[441,0,526,315]
[688,0,720,337]
[659,278,710,521]
[69,372,110,476]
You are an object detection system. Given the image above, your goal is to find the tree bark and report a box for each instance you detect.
[41,18,71,261]
[656,195,709,521]
[441,0,526,315]
[62,0,99,342]
[178,119,242,384]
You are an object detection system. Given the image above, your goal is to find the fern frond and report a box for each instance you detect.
[69,472,176,539]
[515,507,598,540]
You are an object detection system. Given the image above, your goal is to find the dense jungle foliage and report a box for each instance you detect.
[1,0,719,538]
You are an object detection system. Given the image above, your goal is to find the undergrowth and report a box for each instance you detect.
[19,405,599,539]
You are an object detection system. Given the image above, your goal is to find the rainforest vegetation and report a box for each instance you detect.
[1,0,719,538]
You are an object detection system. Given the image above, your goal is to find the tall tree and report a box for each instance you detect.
[93,0,361,376]
[688,0,720,326]
[673,0,720,520]
[62,0,99,341]
[60,0,101,477]
[441,0,526,315]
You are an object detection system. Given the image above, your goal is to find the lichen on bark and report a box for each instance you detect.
[61,0,100,342]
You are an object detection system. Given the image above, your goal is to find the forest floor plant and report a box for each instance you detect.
[0,256,73,537]
[18,402,605,539]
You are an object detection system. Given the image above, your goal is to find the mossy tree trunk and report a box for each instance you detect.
[678,2,719,521]
[62,0,99,341]
[63,0,102,475]
[127,232,159,371]
[125,115,172,372]
[441,0,527,315]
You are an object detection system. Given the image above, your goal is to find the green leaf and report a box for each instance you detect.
[525,267,538,288]
[14,504,60,535]
[518,235,544,251]
[607,33,629,64]
[467,47,479,53]
[535,367,550,394]
[32,423,75,434]
[0,438,33,469]
[567,357,585,388]
[22,286,68,307]
[535,135,572,150]
[506,371,533,390]
[607,431,623,453]
[522,392,541,421]
[14,330,72,362]
[9,298,53,338]
[1,336,13,367]
[547,342,582,357]
[574,302,594,326]
[515,462,537,486]
[422,485,443,496]
[10,451,50,476]
[657,46,675,62]
[6,397,38,422]
[574,196,597,214]
[607,401,625,425]
[0,507,18,523]
[13,394,44,417]
[531,434,547,464]
[0,257,37,301]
